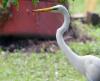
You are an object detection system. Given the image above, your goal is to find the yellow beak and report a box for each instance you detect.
[33,7,53,12]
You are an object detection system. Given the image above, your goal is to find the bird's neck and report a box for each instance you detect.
[56,9,81,70]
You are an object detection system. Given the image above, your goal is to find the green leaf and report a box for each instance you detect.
[2,0,8,8]
[12,0,19,10]
[32,0,39,4]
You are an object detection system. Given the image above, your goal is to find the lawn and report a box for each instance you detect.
[0,0,100,81]
[0,51,85,81]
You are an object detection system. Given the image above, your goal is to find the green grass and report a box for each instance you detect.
[70,41,100,56]
[88,27,100,41]
[0,52,85,81]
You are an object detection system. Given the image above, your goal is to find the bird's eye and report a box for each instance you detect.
[52,8,58,10]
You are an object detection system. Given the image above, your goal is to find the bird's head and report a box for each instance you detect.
[33,5,67,14]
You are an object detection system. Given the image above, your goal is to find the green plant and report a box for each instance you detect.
[32,0,39,4]
[2,0,8,8]
[2,0,19,8]
[2,0,40,9]
[2,0,75,9]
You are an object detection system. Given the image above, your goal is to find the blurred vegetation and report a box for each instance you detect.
[2,0,19,8]
[69,0,100,13]
[2,0,39,8]
[0,51,85,81]
[68,0,100,56]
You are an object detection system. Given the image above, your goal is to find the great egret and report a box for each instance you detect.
[33,5,100,81]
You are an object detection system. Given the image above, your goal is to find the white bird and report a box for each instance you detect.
[33,5,100,81]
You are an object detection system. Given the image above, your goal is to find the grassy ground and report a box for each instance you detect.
[0,0,100,81]
[0,51,85,81]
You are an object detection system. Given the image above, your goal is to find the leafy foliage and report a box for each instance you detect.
[2,0,75,9]
[2,0,40,9]
[32,0,39,4]
[2,0,8,8]
[2,0,19,8]
[12,0,19,9]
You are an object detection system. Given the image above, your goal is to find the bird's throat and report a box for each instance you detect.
[56,8,82,72]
